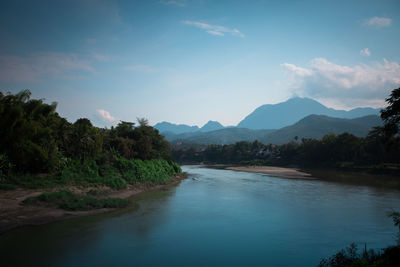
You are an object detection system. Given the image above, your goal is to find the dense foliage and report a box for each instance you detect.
[0,90,181,188]
[172,132,400,169]
[381,87,400,135]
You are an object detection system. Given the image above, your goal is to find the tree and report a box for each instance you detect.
[0,90,63,172]
[132,118,170,160]
[381,87,400,135]
[115,121,135,138]
[69,118,103,163]
[389,211,400,245]
[376,88,400,163]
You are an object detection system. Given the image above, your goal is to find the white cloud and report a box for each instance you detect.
[0,52,94,82]
[160,0,187,7]
[96,109,118,123]
[124,64,157,72]
[206,30,225,36]
[282,58,400,107]
[364,16,392,28]
[182,20,244,37]
[281,63,313,77]
[317,97,386,110]
[360,48,371,57]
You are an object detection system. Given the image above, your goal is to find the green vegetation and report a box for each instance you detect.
[2,155,181,189]
[173,128,400,171]
[23,190,129,211]
[0,90,182,190]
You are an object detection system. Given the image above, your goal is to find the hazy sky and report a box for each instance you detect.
[1,0,399,127]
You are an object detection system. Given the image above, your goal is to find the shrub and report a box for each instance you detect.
[104,176,127,189]
[113,157,181,185]
[5,157,182,189]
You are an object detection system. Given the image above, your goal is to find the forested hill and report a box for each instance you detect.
[261,114,382,144]
[165,128,275,145]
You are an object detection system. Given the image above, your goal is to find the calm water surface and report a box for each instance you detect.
[1,166,400,266]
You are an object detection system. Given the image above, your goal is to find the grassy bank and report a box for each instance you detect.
[0,157,182,190]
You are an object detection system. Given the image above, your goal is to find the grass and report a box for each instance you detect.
[23,190,129,211]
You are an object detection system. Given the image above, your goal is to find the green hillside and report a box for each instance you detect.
[261,114,382,144]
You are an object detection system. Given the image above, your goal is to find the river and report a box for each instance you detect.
[1,166,400,266]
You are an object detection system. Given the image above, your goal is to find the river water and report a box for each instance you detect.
[1,166,400,266]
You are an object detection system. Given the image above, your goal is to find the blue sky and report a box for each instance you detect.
[1,0,399,127]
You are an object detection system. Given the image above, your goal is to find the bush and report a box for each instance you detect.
[103,176,127,189]
[113,157,181,185]
[5,157,182,189]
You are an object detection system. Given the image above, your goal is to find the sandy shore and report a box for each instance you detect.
[0,174,187,234]
[226,166,313,179]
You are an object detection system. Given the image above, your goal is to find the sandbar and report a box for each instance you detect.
[226,166,313,179]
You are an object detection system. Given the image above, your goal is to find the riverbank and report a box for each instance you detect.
[224,166,313,179]
[219,165,400,190]
[0,173,187,234]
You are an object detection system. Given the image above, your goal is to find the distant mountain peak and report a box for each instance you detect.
[200,120,224,132]
[154,121,199,134]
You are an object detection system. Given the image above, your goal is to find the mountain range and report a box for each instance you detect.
[237,97,380,130]
[154,120,224,134]
[164,115,382,145]
[154,97,382,145]
[154,97,380,134]
[163,128,275,145]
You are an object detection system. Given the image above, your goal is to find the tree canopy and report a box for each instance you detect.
[381,87,400,135]
[0,90,172,174]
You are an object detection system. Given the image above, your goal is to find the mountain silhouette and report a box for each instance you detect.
[237,97,380,129]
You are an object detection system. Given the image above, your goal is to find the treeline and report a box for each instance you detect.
[172,141,273,165]
[0,90,181,186]
[173,127,400,169]
[172,88,400,171]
